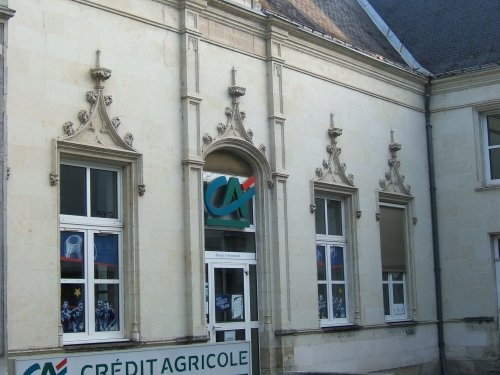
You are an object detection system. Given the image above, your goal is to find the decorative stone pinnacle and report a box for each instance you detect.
[328,114,342,138]
[90,50,112,89]
[228,66,246,101]
[389,130,402,157]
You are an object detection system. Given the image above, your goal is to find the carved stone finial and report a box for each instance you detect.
[78,110,90,124]
[124,132,134,147]
[203,133,213,145]
[111,117,121,130]
[90,50,112,88]
[259,144,266,154]
[138,184,146,196]
[50,172,59,186]
[63,121,75,136]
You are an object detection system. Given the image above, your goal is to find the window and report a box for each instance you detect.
[315,197,349,324]
[379,203,408,321]
[60,163,123,343]
[484,114,500,184]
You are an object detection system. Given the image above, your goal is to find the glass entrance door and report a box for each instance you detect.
[207,261,259,375]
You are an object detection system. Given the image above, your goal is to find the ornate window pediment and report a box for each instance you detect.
[378,131,411,197]
[203,67,267,156]
[59,52,136,152]
[314,114,355,187]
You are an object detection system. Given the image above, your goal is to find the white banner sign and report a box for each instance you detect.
[12,342,250,375]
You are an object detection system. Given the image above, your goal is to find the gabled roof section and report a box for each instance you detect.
[260,0,408,67]
[369,0,500,76]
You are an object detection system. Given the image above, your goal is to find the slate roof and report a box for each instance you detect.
[369,0,500,76]
[260,0,408,67]
[260,0,500,77]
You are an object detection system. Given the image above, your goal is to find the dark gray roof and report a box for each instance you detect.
[260,0,408,67]
[369,0,500,76]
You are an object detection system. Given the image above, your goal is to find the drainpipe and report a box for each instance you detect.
[425,78,448,375]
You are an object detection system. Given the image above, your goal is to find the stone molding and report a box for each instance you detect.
[314,114,355,187]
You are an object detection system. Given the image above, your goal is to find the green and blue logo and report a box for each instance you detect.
[205,175,255,228]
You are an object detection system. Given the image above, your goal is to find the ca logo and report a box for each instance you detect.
[23,358,67,375]
[205,176,255,228]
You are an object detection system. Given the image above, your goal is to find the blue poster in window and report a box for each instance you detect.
[61,232,84,261]
[330,247,344,269]
[215,294,231,311]
[94,234,118,267]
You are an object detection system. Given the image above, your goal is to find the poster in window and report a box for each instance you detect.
[215,294,231,311]
[95,284,120,331]
[330,246,344,281]
[60,231,85,279]
[60,284,85,333]
[94,233,119,279]
[231,294,243,319]
[332,286,346,318]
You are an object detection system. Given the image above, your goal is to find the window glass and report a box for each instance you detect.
[380,205,406,271]
[331,285,346,318]
[487,115,500,146]
[60,165,86,216]
[330,246,344,281]
[60,284,86,333]
[94,233,119,279]
[317,284,328,319]
[205,230,255,253]
[315,198,326,235]
[489,148,500,180]
[91,169,118,218]
[60,231,85,279]
[94,284,120,332]
[327,200,342,236]
[316,245,326,281]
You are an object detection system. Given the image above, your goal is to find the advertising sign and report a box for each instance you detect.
[204,174,255,228]
[11,342,250,375]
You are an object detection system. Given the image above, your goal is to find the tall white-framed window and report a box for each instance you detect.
[484,114,500,184]
[60,162,124,343]
[315,196,349,325]
[379,202,409,321]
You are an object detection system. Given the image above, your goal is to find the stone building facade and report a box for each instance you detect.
[2,0,500,374]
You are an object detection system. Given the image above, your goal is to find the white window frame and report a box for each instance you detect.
[315,195,350,326]
[378,201,411,322]
[60,161,125,344]
[482,113,500,185]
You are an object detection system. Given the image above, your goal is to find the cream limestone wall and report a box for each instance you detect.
[7,0,440,373]
[431,68,500,369]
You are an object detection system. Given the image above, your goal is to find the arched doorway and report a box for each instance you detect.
[203,149,265,375]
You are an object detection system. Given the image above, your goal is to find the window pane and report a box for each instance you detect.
[392,272,403,281]
[331,285,346,318]
[91,169,118,218]
[95,284,120,332]
[383,284,390,315]
[489,148,500,180]
[316,245,326,281]
[60,231,85,279]
[94,233,119,279]
[205,230,255,253]
[318,284,328,319]
[380,205,406,270]
[60,283,85,333]
[330,246,345,281]
[315,198,326,235]
[487,115,500,146]
[393,283,405,304]
[60,165,86,216]
[214,268,245,323]
[250,265,258,321]
[327,199,342,236]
